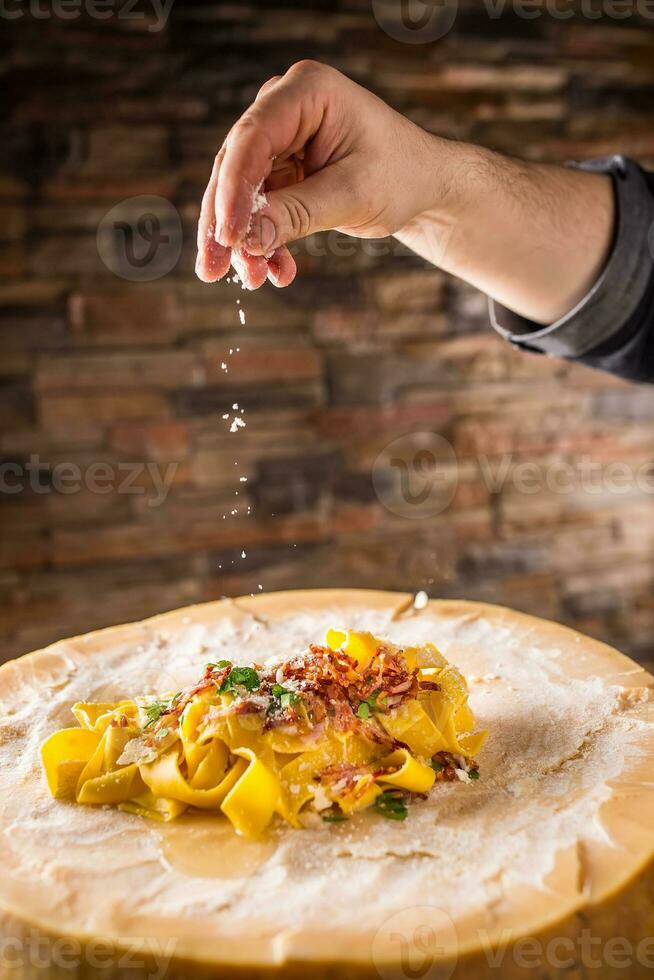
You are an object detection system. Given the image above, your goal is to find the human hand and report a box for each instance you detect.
[195,60,449,289]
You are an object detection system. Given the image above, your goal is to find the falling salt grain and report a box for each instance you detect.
[414,590,429,610]
[241,550,246,559]
[239,310,246,325]
[230,417,245,433]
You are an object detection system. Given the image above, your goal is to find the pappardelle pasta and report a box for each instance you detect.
[41,630,487,838]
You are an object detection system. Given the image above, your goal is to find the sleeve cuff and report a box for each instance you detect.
[489,155,654,358]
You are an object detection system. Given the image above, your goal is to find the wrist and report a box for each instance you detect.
[394,135,494,267]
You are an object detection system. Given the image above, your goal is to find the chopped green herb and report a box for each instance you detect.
[357,689,383,720]
[156,727,170,740]
[207,660,232,670]
[374,791,408,821]
[469,768,480,780]
[143,698,173,729]
[270,683,300,711]
[430,758,444,772]
[322,811,349,823]
[219,665,260,694]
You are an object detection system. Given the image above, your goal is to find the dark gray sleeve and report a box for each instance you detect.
[489,156,654,384]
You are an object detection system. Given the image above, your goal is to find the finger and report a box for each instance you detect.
[267,246,297,288]
[255,74,283,101]
[196,151,231,282]
[245,162,355,255]
[231,248,269,290]
[215,62,331,247]
[196,237,232,283]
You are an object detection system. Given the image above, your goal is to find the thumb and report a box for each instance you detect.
[245,164,358,255]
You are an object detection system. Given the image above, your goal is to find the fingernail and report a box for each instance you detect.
[246,214,276,255]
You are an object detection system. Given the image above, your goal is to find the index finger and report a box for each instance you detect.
[216,61,330,247]
[196,149,232,282]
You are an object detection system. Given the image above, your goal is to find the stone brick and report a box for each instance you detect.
[0,280,68,308]
[364,269,447,314]
[38,391,171,429]
[30,235,105,278]
[383,65,569,95]
[0,244,28,280]
[68,288,183,345]
[173,380,324,417]
[109,420,191,462]
[35,352,204,391]
[0,206,27,242]
[0,384,34,429]
[202,343,322,385]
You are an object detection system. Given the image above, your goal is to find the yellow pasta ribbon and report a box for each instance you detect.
[41,728,101,801]
[41,628,487,837]
[379,749,436,794]
[140,746,244,811]
[220,748,282,838]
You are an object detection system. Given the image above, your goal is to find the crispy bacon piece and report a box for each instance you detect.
[256,643,420,744]
[145,643,422,748]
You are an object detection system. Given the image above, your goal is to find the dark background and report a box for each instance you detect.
[2,0,654,672]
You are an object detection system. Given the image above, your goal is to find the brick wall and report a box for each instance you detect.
[2,0,654,671]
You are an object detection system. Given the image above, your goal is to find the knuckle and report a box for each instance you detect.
[256,74,282,99]
[228,114,259,146]
[287,59,324,79]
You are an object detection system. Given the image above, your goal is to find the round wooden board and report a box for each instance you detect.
[0,589,653,979]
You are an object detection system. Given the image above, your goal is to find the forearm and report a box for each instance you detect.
[396,139,615,326]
